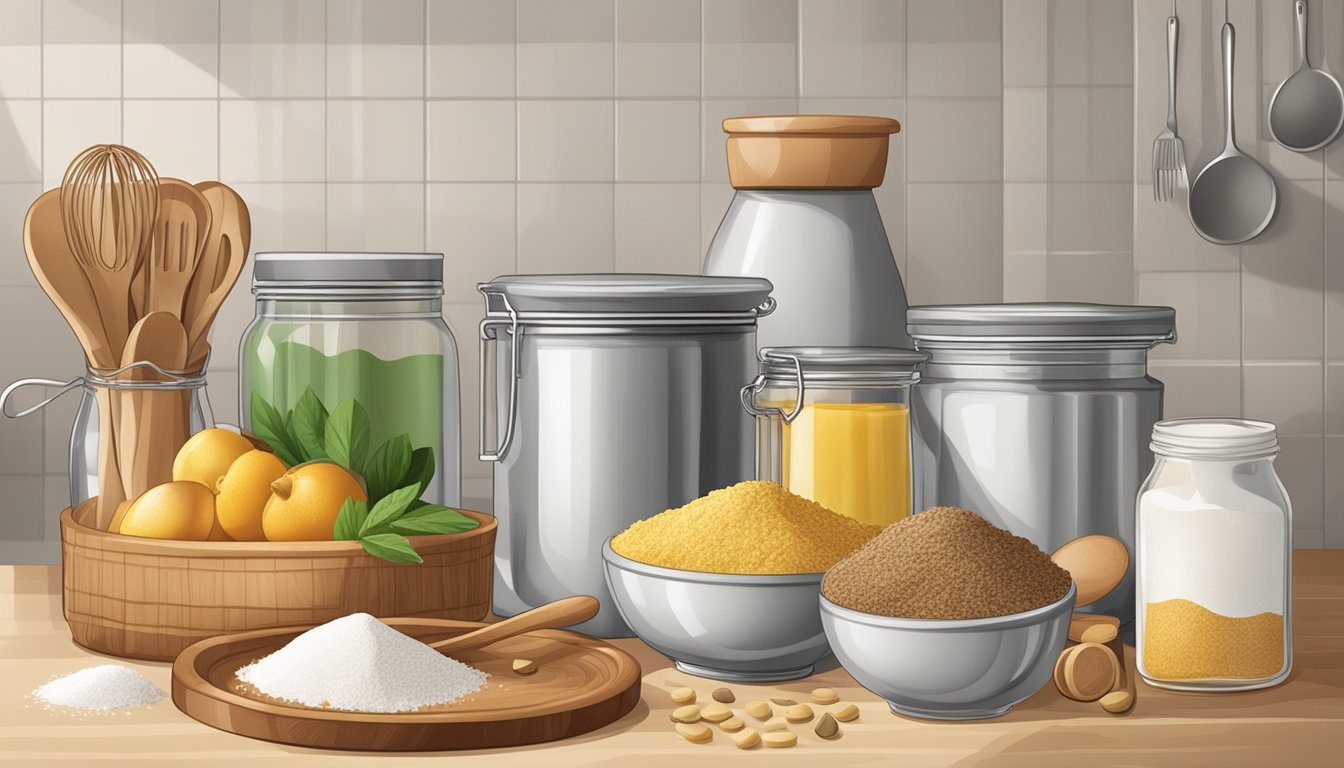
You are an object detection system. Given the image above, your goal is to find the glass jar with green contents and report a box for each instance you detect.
[240,253,460,507]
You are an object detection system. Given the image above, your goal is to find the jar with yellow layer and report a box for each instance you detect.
[741,347,926,526]
[1136,419,1292,692]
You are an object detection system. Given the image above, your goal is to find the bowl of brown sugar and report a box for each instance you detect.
[819,506,1075,720]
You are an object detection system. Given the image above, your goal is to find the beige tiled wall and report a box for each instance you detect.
[0,0,1334,561]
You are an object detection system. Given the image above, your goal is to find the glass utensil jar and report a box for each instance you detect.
[1136,418,1291,691]
[741,347,926,526]
[240,253,461,506]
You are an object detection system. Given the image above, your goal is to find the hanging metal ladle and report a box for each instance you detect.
[1268,0,1344,152]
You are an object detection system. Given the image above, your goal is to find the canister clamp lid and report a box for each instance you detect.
[908,303,1176,346]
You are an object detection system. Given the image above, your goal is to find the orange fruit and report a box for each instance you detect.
[262,462,366,541]
[215,450,288,541]
[173,428,252,489]
[119,481,215,541]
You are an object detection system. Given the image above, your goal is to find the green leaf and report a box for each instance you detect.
[324,398,370,473]
[359,533,423,564]
[291,387,329,463]
[364,434,412,504]
[249,393,302,466]
[332,497,369,541]
[358,484,421,537]
[405,446,435,498]
[390,506,480,536]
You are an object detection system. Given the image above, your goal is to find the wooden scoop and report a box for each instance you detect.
[118,312,188,499]
[1051,534,1129,608]
[429,596,599,657]
[184,181,250,370]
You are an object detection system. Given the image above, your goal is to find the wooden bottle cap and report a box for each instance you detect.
[722,115,902,190]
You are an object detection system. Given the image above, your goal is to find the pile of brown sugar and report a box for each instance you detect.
[822,506,1072,619]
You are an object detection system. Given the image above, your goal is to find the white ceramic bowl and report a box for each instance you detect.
[820,583,1076,720]
[601,539,831,682]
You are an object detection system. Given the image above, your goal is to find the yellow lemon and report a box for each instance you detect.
[107,500,132,534]
[262,462,367,542]
[215,450,288,541]
[173,428,253,489]
[119,481,216,541]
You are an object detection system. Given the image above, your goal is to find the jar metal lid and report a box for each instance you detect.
[908,303,1176,344]
[479,273,774,316]
[254,252,443,295]
[758,346,926,385]
[1150,418,1279,460]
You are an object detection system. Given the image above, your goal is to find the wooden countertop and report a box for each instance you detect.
[2,551,1340,768]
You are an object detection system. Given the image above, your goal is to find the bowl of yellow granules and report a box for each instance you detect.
[602,481,881,682]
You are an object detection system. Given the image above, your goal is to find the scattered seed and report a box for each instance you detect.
[675,723,712,744]
[762,730,798,748]
[700,703,732,723]
[671,704,701,723]
[810,687,839,705]
[732,728,761,749]
[833,703,860,722]
[784,703,814,723]
[814,712,841,739]
[763,716,790,732]
[746,700,773,719]
[670,687,696,705]
[720,716,745,733]
[770,697,797,706]
[712,687,736,703]
[511,659,536,675]
[1100,690,1134,714]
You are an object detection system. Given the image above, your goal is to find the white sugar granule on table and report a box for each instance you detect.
[33,665,164,711]
[236,612,489,713]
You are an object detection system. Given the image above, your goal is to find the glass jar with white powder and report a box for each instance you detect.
[1136,418,1291,691]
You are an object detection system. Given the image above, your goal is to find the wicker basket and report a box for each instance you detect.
[60,499,496,661]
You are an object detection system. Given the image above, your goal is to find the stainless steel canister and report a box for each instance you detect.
[907,303,1177,627]
[479,274,775,637]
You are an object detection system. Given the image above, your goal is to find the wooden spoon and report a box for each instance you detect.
[184,181,251,370]
[118,312,188,499]
[1051,534,1129,608]
[146,179,212,320]
[428,596,600,657]
[24,189,115,369]
[26,188,124,527]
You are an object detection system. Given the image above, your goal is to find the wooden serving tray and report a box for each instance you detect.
[171,617,642,751]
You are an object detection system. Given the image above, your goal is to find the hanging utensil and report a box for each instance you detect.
[184,181,251,370]
[1152,2,1187,202]
[1188,22,1278,245]
[146,179,212,320]
[1268,0,1344,152]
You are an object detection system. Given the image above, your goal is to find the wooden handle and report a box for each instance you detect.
[429,596,600,656]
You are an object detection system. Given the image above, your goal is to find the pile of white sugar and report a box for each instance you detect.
[237,612,488,713]
[32,665,164,711]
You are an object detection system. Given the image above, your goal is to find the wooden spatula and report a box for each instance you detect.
[147,179,212,320]
[118,312,188,499]
[184,181,251,370]
[429,596,600,657]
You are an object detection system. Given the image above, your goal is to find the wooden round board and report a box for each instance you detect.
[171,617,642,751]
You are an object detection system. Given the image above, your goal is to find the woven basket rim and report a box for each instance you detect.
[60,501,496,558]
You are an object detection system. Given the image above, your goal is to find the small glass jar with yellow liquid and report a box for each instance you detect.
[741,347,926,526]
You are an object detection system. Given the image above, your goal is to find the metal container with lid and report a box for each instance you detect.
[241,252,460,506]
[479,273,774,637]
[742,347,926,526]
[908,303,1177,627]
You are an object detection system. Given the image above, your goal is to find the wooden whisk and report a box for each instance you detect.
[59,144,159,357]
